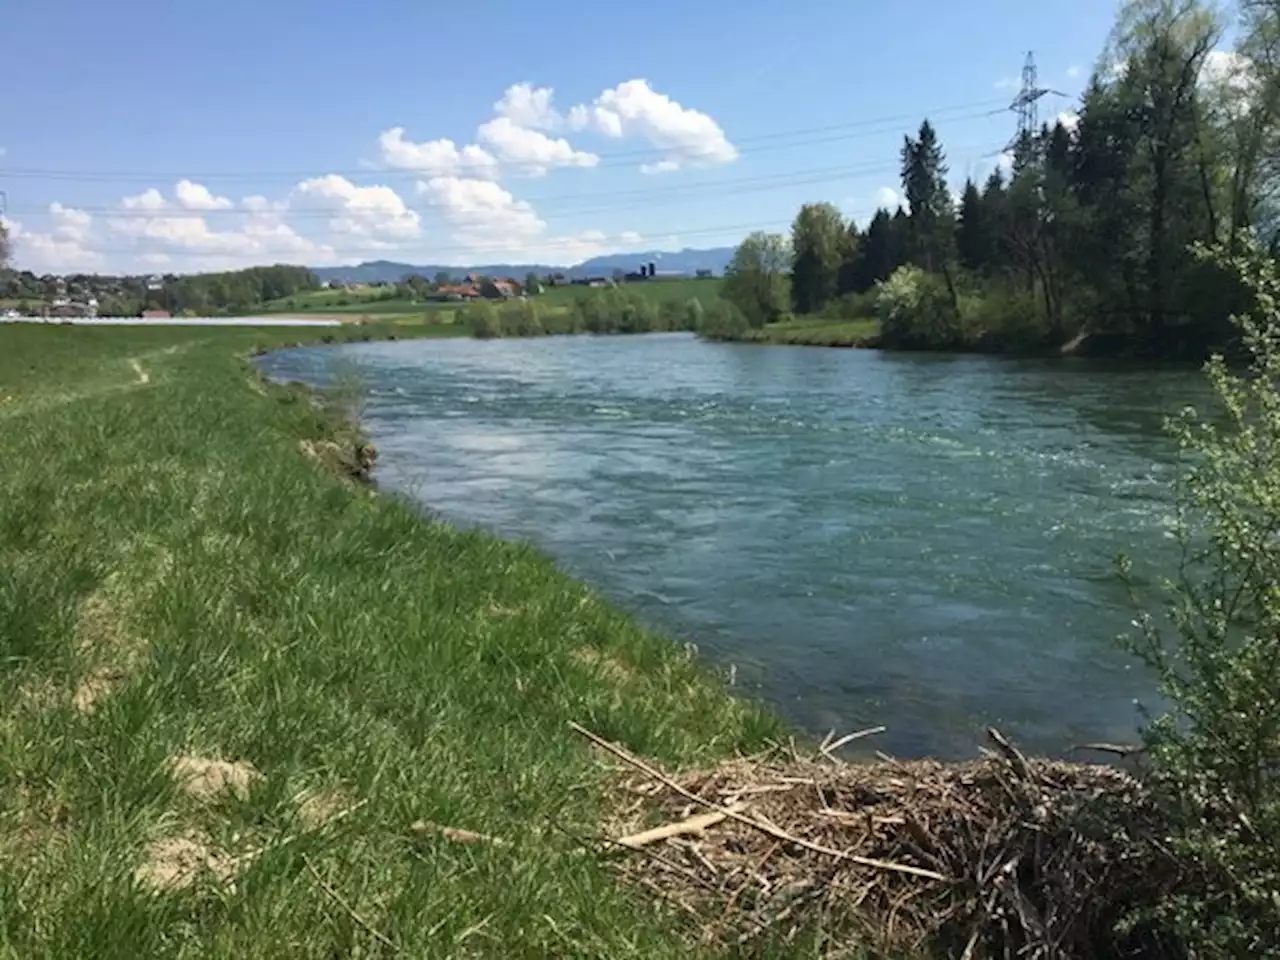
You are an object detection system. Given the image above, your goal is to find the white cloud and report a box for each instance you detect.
[1057,109,1081,132]
[1201,49,1254,94]
[475,116,598,176]
[293,174,421,243]
[377,127,499,179]
[175,180,233,211]
[493,82,563,130]
[874,186,904,210]
[4,207,104,272]
[571,79,737,172]
[419,176,545,247]
[1066,65,1083,80]
[121,188,168,212]
[997,150,1015,175]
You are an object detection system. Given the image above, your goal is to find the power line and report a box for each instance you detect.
[0,102,1010,185]
[1,142,1005,223]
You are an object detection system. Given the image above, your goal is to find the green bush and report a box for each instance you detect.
[959,287,1049,352]
[874,265,963,350]
[819,291,878,321]
[501,300,544,337]
[464,302,503,339]
[700,299,749,339]
[1119,235,1280,956]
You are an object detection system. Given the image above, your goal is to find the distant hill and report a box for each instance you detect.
[310,247,735,285]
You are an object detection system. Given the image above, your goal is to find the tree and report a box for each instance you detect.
[405,275,430,299]
[0,221,10,270]
[789,202,848,314]
[434,270,452,286]
[1105,0,1221,334]
[841,209,908,294]
[956,179,991,273]
[721,231,790,327]
[524,272,542,296]
[900,119,955,273]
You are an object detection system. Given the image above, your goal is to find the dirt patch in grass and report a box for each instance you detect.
[135,831,243,893]
[72,588,147,714]
[170,755,262,802]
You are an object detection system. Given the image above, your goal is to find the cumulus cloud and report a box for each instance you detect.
[569,80,737,173]
[377,127,499,179]
[475,116,598,175]
[121,188,168,212]
[874,186,905,211]
[493,82,563,130]
[175,180,233,211]
[4,207,104,271]
[1057,109,1081,133]
[418,176,544,247]
[293,174,421,244]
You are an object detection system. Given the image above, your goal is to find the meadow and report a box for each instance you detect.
[0,322,781,957]
[257,277,723,318]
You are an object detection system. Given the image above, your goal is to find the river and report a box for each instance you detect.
[260,332,1209,760]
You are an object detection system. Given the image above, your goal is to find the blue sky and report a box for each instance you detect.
[2,0,1120,273]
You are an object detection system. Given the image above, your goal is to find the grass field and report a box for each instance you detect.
[259,278,723,317]
[536,277,722,307]
[0,322,781,957]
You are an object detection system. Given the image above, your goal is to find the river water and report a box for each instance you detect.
[261,333,1209,759]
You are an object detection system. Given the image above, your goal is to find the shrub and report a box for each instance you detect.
[874,265,963,350]
[700,299,749,339]
[820,291,878,321]
[501,300,543,337]
[1119,235,1280,956]
[464,302,503,339]
[684,297,706,331]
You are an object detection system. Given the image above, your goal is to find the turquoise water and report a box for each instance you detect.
[261,333,1207,759]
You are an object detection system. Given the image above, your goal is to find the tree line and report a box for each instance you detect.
[718,0,1280,357]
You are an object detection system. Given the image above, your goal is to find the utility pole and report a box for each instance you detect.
[1006,51,1067,157]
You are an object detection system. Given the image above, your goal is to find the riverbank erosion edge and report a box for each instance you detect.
[0,323,1224,957]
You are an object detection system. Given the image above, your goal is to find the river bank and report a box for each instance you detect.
[0,323,782,957]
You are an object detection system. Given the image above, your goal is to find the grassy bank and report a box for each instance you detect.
[0,323,780,957]
[710,316,880,348]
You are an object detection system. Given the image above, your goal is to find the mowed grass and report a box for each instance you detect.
[0,323,781,957]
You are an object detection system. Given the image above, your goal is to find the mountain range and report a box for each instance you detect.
[310,247,736,285]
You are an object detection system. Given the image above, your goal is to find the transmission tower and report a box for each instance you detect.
[1006,51,1067,155]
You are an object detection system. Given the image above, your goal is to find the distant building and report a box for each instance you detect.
[141,309,172,320]
[479,278,522,300]
[434,284,480,300]
[47,298,97,318]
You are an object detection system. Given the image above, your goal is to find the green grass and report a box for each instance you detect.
[260,279,722,318]
[0,322,781,958]
[537,277,722,308]
[729,316,880,347]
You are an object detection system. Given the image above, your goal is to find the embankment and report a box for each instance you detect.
[0,323,778,957]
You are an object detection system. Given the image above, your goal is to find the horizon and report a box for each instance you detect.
[2,0,1114,276]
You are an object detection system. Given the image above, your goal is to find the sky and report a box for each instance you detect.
[1,0,1123,275]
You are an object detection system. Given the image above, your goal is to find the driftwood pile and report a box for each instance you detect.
[574,723,1184,959]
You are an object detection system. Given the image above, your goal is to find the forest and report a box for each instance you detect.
[715,0,1280,357]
